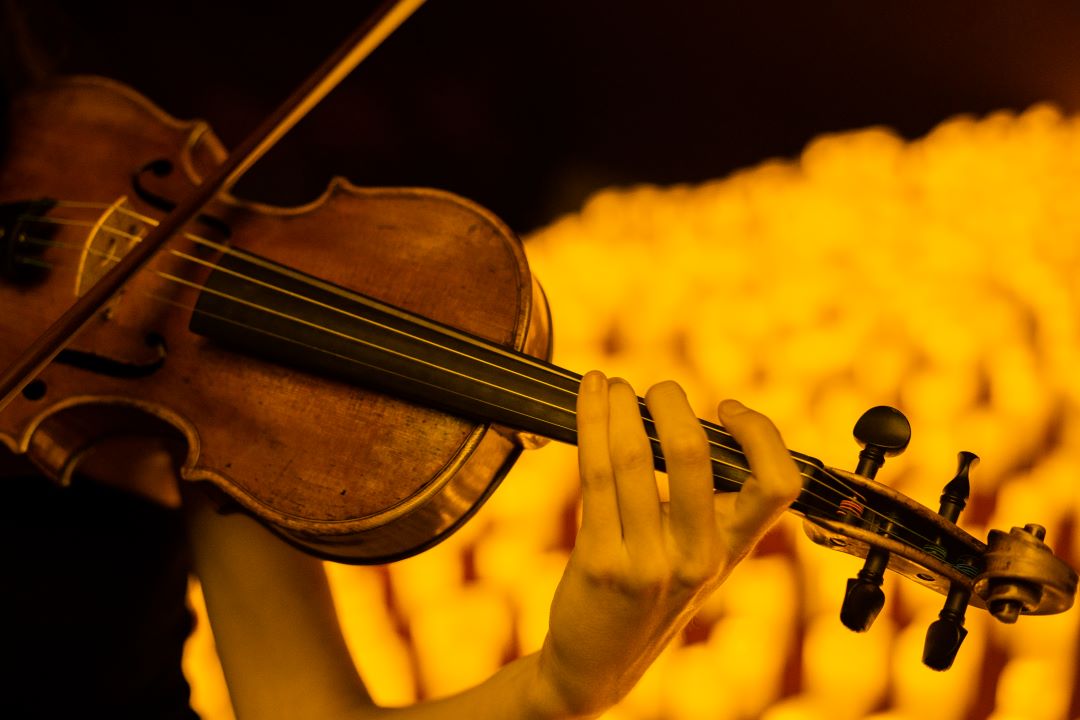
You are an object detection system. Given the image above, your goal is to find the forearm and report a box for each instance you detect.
[184,486,595,720]
[185,485,372,718]
[365,651,596,720]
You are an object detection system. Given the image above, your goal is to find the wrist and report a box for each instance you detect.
[523,643,614,720]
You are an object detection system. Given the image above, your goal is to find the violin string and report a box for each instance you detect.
[36,208,865,493]
[18,210,923,534]
[52,200,120,209]
[15,223,832,507]
[139,282,951,553]
[27,209,609,398]
[116,209,882,509]
[22,212,951,551]
[29,209,744,444]
[17,236,85,253]
[14,256,51,269]
[17,207,956,547]
[22,213,879,511]
[23,208,791,443]
[20,229,884,526]
[135,285,887,528]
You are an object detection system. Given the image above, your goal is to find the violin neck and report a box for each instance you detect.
[190,249,827,514]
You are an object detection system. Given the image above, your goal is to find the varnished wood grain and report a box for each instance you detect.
[0,77,550,562]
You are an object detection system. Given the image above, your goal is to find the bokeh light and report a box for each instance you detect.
[185,104,1080,719]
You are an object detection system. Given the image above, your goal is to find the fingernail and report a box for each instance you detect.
[720,399,748,417]
[582,370,605,390]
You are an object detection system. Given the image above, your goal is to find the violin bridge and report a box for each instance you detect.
[76,196,148,304]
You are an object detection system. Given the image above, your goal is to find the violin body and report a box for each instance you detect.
[0,76,552,562]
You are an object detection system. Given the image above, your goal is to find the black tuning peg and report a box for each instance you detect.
[840,548,888,632]
[922,451,979,670]
[840,406,911,633]
[852,405,911,479]
[938,451,977,522]
[923,586,971,670]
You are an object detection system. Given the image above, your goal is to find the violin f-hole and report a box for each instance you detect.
[55,331,167,379]
[132,159,233,239]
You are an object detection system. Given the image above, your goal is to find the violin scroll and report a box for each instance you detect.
[975,523,1078,622]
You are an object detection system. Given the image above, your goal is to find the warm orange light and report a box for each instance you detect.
[185,104,1080,718]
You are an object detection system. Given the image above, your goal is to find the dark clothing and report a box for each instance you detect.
[4,469,199,719]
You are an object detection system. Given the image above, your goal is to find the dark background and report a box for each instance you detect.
[35,0,1080,234]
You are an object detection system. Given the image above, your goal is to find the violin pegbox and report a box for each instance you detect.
[801,407,1078,671]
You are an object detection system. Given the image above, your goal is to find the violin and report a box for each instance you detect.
[0,20,1075,675]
